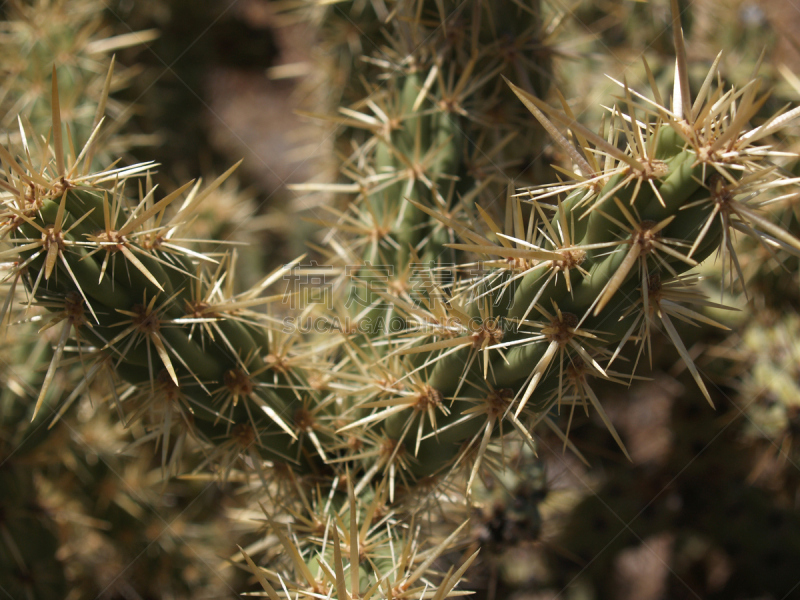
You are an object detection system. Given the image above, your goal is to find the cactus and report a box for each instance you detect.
[3,0,800,598]
[301,0,800,485]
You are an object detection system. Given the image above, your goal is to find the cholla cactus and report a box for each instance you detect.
[4,1,800,598]
[300,0,800,479]
[289,0,564,194]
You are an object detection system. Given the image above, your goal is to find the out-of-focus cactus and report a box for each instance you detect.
[0,0,158,160]
[289,0,563,199]
[0,467,66,598]
[731,309,800,501]
[550,376,800,600]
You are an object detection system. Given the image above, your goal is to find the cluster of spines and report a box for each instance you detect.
[287,0,800,483]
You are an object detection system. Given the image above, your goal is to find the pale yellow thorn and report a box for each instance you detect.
[641,56,665,112]
[431,550,480,600]
[348,477,359,598]
[476,203,513,248]
[31,319,72,422]
[691,52,723,123]
[466,419,494,497]
[395,336,471,356]
[260,506,318,589]
[594,243,640,317]
[709,89,771,154]
[0,141,38,185]
[70,117,105,179]
[405,521,469,590]
[85,60,116,172]
[119,245,164,292]
[515,340,558,418]
[44,238,60,280]
[444,243,561,262]
[661,310,715,408]
[331,527,349,600]
[556,88,597,173]
[238,546,282,600]
[259,403,299,440]
[51,66,65,178]
[151,334,179,387]
[413,64,438,111]
[507,77,643,172]
[506,78,595,176]
[583,382,632,461]
[118,179,195,237]
[736,202,800,254]
[86,29,160,54]
[670,0,692,121]
[174,160,243,222]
